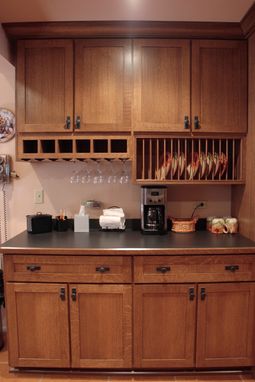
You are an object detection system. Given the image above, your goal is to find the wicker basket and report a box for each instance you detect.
[171,218,197,233]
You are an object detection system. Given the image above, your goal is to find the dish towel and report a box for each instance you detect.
[99,208,126,230]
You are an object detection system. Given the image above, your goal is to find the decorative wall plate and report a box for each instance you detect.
[0,108,15,143]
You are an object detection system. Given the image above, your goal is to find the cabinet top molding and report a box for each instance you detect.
[2,21,244,40]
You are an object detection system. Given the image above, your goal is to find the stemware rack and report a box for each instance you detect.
[17,134,131,161]
[134,136,245,184]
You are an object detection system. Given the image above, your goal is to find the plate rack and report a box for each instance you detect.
[134,136,244,184]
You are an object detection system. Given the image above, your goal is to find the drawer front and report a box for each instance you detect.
[4,255,132,283]
[134,255,255,283]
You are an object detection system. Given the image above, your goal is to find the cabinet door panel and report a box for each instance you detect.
[134,284,196,368]
[17,40,73,133]
[192,40,247,133]
[70,284,132,368]
[6,282,70,368]
[133,39,190,132]
[75,39,132,132]
[196,283,255,367]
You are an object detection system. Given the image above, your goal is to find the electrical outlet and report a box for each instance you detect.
[193,201,207,209]
[34,190,44,204]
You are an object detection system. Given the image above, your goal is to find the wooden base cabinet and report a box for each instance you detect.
[5,283,70,368]
[196,283,255,368]
[134,284,196,368]
[134,283,255,369]
[69,284,132,368]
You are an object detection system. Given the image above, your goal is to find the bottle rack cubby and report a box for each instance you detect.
[134,136,244,184]
[17,135,131,161]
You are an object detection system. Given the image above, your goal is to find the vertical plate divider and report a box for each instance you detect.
[205,139,208,180]
[240,138,243,180]
[149,139,152,180]
[198,139,201,180]
[163,138,166,180]
[156,139,159,181]
[185,139,187,180]
[219,139,222,181]
[177,138,180,180]
[142,138,145,180]
[226,139,228,180]
[232,139,235,180]
[191,139,194,181]
[212,139,215,180]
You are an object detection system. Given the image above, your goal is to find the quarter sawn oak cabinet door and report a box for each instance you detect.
[192,40,247,133]
[75,39,132,132]
[17,40,73,133]
[133,39,190,132]
[5,283,70,368]
[69,284,132,368]
[134,284,196,368]
[196,283,255,367]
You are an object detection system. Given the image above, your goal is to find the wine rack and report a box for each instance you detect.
[134,136,244,184]
[17,134,131,161]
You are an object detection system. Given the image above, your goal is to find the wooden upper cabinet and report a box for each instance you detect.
[75,39,132,132]
[5,282,70,368]
[133,39,190,132]
[17,40,73,133]
[192,40,247,134]
[196,283,255,368]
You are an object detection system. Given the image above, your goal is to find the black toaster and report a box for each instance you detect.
[27,213,53,234]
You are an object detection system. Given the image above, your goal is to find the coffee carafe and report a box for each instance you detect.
[141,186,167,234]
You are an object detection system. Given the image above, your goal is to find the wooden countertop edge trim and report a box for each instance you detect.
[2,247,255,255]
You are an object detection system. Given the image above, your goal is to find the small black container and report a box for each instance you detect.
[54,217,69,232]
[26,213,52,234]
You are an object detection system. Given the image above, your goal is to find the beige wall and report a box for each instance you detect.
[0,31,231,242]
[0,24,10,61]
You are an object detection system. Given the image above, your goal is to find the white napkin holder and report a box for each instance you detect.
[74,213,89,232]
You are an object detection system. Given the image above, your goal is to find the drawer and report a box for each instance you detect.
[4,255,132,283]
[134,255,255,283]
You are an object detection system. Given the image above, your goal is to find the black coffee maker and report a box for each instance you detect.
[141,186,167,234]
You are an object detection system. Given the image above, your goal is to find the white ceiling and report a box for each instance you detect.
[0,0,254,23]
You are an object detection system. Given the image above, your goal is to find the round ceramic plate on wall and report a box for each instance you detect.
[0,108,15,143]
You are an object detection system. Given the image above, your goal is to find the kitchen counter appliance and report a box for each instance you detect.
[141,186,167,234]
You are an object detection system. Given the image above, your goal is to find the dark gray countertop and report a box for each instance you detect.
[1,229,255,255]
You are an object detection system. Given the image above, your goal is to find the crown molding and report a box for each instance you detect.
[241,1,255,37]
[2,20,244,40]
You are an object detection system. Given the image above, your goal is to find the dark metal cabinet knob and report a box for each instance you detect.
[200,287,206,300]
[194,116,200,129]
[225,265,239,272]
[65,116,71,129]
[71,288,77,301]
[60,287,66,301]
[75,116,81,129]
[27,265,41,272]
[184,116,189,129]
[156,266,171,274]
[96,266,110,273]
[189,287,195,301]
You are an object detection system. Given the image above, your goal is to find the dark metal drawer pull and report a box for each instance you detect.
[75,115,81,129]
[26,265,41,272]
[194,116,200,129]
[71,288,77,301]
[189,287,195,301]
[156,266,171,274]
[184,115,189,129]
[200,287,206,300]
[65,116,71,129]
[60,288,65,301]
[225,265,239,272]
[96,266,110,273]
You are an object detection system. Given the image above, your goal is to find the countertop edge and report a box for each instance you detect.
[2,247,255,255]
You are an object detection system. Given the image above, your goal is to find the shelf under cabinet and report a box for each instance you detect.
[17,134,131,161]
[134,136,244,184]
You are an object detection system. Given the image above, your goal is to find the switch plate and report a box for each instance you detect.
[34,190,44,204]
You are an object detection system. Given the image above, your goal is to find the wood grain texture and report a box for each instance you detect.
[133,39,190,132]
[231,32,255,240]
[2,21,244,40]
[17,40,73,133]
[5,282,70,368]
[241,1,255,37]
[4,255,132,283]
[75,39,132,132]
[192,40,247,134]
[196,283,255,368]
[70,284,132,368]
[134,284,196,368]
[134,255,255,283]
